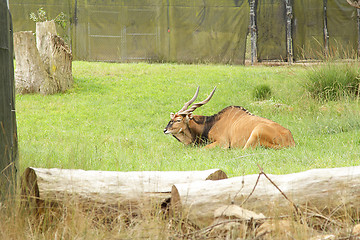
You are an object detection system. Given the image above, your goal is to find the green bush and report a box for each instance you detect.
[30,8,67,30]
[253,84,272,100]
[304,62,360,101]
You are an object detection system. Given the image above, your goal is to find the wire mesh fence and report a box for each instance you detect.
[8,0,360,64]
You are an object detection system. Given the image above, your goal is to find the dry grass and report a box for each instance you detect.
[1,203,358,239]
[1,176,360,240]
[1,198,179,239]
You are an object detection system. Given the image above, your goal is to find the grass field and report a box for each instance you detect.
[5,61,360,239]
[16,61,360,177]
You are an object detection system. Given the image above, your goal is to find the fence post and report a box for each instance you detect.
[0,0,18,202]
[285,0,293,64]
[357,9,360,57]
[249,0,257,65]
[323,0,329,57]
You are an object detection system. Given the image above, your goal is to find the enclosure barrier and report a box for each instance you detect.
[0,0,17,200]
[9,0,360,64]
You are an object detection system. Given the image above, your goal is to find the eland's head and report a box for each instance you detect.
[164,87,216,144]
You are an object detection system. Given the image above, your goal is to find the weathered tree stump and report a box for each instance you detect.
[14,31,56,94]
[36,21,73,92]
[14,20,73,95]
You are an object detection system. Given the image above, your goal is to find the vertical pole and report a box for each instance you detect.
[323,0,329,57]
[250,0,257,65]
[74,0,78,26]
[357,9,360,58]
[167,0,171,60]
[71,0,77,55]
[0,0,17,202]
[121,27,126,61]
[285,0,293,64]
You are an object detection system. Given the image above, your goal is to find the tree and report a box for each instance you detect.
[347,0,360,8]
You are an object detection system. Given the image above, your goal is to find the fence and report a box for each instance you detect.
[9,0,360,64]
[0,0,17,199]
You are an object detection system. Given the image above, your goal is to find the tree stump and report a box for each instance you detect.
[36,21,73,92]
[14,20,73,95]
[14,31,56,94]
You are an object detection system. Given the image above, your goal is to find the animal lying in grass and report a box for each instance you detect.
[164,87,295,149]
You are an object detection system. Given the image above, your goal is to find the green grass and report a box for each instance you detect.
[16,62,360,177]
[304,61,360,101]
[252,84,272,100]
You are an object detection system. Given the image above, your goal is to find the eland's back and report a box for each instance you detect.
[207,106,295,149]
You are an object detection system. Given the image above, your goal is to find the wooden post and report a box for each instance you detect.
[285,0,293,64]
[249,0,257,65]
[0,1,17,201]
[357,9,360,57]
[323,0,329,57]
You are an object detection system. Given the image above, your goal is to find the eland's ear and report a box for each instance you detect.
[170,112,175,119]
[186,113,194,121]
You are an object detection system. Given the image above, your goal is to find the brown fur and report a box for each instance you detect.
[164,106,295,149]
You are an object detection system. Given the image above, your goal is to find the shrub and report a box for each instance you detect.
[30,7,68,30]
[304,62,360,101]
[253,84,272,100]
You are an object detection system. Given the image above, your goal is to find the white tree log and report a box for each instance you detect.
[20,167,227,213]
[171,166,360,227]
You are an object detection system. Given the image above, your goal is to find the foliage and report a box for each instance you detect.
[29,7,47,22]
[304,61,360,101]
[30,7,68,30]
[253,84,272,100]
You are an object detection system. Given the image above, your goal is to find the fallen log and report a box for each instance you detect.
[20,167,227,214]
[171,166,360,227]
